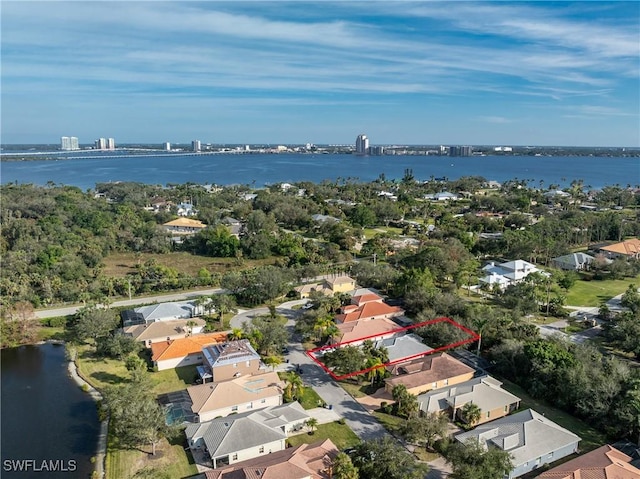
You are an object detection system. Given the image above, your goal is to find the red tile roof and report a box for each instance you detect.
[537,444,640,479]
[336,301,403,323]
[151,332,228,362]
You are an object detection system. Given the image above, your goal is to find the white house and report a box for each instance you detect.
[478,260,547,290]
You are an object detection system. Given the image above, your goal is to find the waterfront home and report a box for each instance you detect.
[384,352,475,396]
[122,318,206,348]
[185,410,287,469]
[455,409,581,478]
[187,371,283,422]
[204,438,339,479]
[417,375,520,425]
[536,444,640,479]
[151,332,228,371]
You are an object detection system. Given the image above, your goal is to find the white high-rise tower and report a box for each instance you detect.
[355,134,369,155]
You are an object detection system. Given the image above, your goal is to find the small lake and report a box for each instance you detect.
[1,343,100,478]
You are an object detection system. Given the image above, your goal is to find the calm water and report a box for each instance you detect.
[1,343,99,479]
[1,152,638,189]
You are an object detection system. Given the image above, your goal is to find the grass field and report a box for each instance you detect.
[564,274,640,307]
[287,421,360,450]
[105,434,197,479]
[500,379,608,452]
[103,251,276,278]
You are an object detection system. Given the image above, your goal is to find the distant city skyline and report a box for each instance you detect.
[1,2,639,147]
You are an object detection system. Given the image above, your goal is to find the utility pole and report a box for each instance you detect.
[373,253,377,267]
[128,279,132,301]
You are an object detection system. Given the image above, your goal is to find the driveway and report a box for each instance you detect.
[233,300,392,442]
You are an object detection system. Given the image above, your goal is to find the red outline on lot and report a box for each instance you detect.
[305,317,479,381]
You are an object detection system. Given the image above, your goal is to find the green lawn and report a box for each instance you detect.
[372,411,405,436]
[564,274,640,307]
[105,434,197,479]
[297,385,326,410]
[287,421,360,450]
[338,380,372,398]
[152,365,199,395]
[500,379,607,452]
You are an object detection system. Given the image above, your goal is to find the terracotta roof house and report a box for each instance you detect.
[417,375,520,425]
[122,318,206,348]
[551,253,596,271]
[335,296,404,323]
[455,409,581,479]
[187,371,284,422]
[204,438,339,479]
[185,409,287,469]
[597,238,640,259]
[151,332,228,371]
[536,444,640,479]
[199,339,263,383]
[332,317,400,346]
[384,352,475,395]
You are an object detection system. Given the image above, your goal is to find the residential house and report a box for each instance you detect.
[311,214,340,224]
[220,217,242,238]
[536,444,640,479]
[185,409,287,468]
[204,438,339,479]
[384,352,475,396]
[177,202,198,217]
[123,318,206,348]
[163,218,207,242]
[596,238,640,260]
[187,371,284,422]
[199,339,262,383]
[374,334,433,363]
[417,375,520,425]
[425,191,460,201]
[332,317,400,346]
[479,259,547,290]
[121,300,198,327]
[151,332,228,371]
[455,409,581,479]
[294,275,356,299]
[248,401,311,434]
[335,292,404,323]
[551,252,596,271]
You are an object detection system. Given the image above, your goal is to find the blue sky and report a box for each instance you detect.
[2,1,639,146]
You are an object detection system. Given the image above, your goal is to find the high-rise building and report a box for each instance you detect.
[107,138,115,150]
[61,136,79,150]
[449,145,472,157]
[163,142,171,151]
[355,134,369,155]
[95,138,107,150]
[192,140,201,152]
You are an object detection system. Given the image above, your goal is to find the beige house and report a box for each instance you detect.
[332,317,400,346]
[163,217,207,243]
[384,352,475,396]
[187,371,284,422]
[200,339,262,383]
[122,318,206,348]
[294,275,356,298]
[417,375,520,425]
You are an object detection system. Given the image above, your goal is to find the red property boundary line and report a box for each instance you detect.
[305,317,479,381]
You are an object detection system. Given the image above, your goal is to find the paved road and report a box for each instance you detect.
[235,300,392,442]
[34,288,224,319]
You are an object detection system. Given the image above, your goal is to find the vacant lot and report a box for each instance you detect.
[564,274,640,307]
[103,251,276,278]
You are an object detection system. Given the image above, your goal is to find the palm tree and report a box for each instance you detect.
[186,320,197,337]
[472,317,490,355]
[228,328,244,340]
[460,401,482,426]
[365,357,385,386]
[284,372,304,402]
[305,417,319,434]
